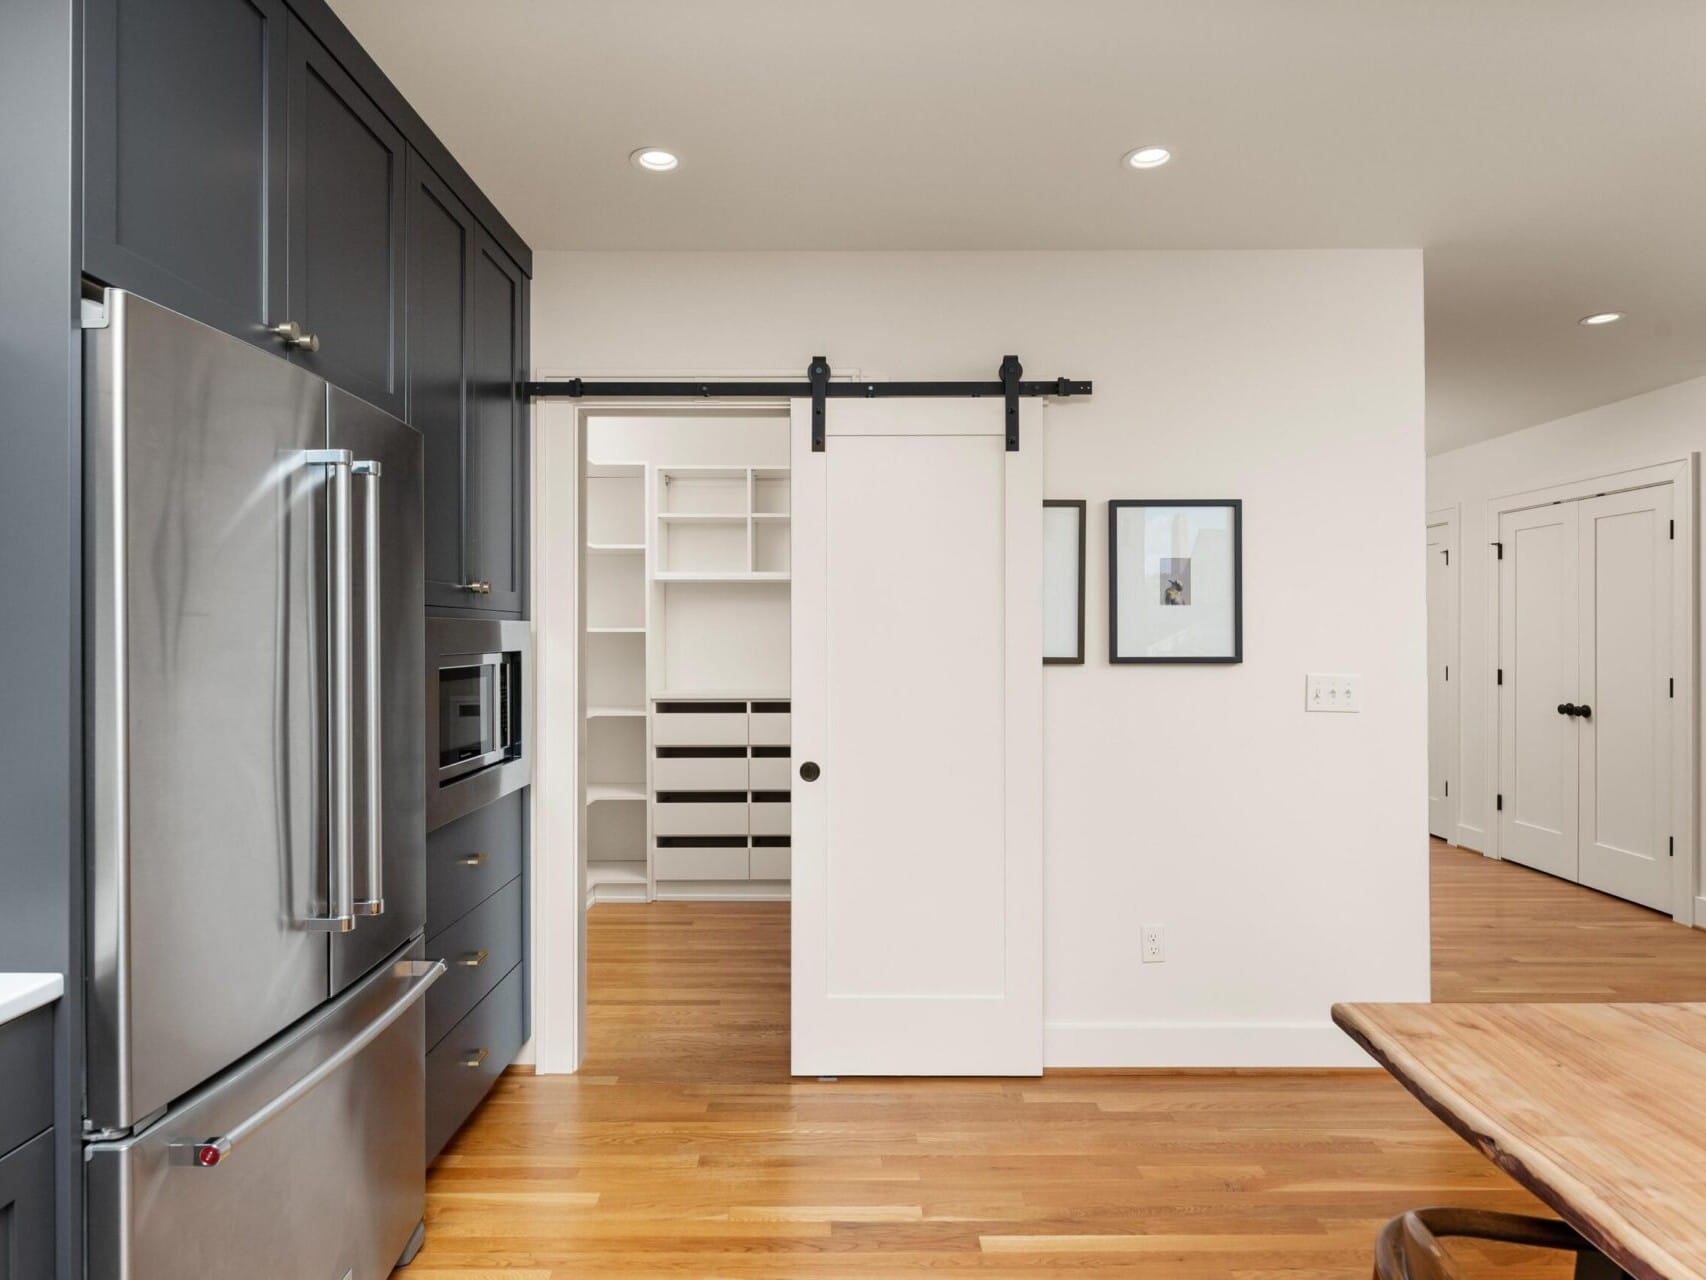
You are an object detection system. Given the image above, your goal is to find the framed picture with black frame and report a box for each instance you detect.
[1109,499,1242,664]
[1043,500,1087,664]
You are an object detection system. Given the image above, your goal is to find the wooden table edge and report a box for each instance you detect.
[1331,1002,1683,1280]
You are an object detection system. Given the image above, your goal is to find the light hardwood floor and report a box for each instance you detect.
[412,841,1706,1276]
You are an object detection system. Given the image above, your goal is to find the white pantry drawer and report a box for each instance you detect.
[653,711,747,747]
[749,846,791,881]
[654,754,748,791]
[749,799,791,837]
[654,847,749,880]
[748,754,792,790]
[653,801,748,837]
[749,712,790,747]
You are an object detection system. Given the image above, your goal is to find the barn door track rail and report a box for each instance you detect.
[524,356,1092,452]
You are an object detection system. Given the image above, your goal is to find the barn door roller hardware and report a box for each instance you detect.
[524,356,1093,452]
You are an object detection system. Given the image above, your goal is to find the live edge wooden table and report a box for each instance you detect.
[1333,1001,1706,1280]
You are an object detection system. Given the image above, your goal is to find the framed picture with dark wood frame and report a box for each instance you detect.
[1043,500,1087,664]
[1109,499,1242,664]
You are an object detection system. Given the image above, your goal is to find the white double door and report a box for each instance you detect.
[1426,523,1456,839]
[1498,485,1674,911]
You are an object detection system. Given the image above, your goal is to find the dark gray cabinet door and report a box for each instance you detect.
[285,15,407,418]
[408,152,481,609]
[84,0,288,348]
[469,230,527,614]
[0,1131,53,1280]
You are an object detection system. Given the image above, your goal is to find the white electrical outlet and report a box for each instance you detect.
[1141,924,1165,963]
[1305,673,1361,713]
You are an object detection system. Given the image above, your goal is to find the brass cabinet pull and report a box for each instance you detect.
[460,1048,490,1069]
[457,852,489,867]
[456,950,489,968]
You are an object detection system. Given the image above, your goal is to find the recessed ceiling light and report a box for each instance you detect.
[1123,145,1172,170]
[630,147,679,173]
[1578,311,1625,326]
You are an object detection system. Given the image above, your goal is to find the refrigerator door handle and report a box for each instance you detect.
[167,959,444,1169]
[304,448,357,933]
[352,459,384,917]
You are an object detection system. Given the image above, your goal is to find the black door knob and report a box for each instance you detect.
[1576,703,1591,719]
[1558,703,1575,716]
[799,761,821,782]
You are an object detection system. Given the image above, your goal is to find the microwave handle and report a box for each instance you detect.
[352,460,384,917]
[304,449,356,932]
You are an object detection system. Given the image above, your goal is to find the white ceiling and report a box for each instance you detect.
[329,0,1706,453]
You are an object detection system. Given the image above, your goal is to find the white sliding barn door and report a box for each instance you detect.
[790,397,1042,1077]
[1498,503,1580,881]
[1576,487,1672,912]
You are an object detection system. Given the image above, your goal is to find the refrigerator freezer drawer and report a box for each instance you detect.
[87,948,442,1280]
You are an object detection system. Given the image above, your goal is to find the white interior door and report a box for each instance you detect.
[1576,487,1673,911]
[1498,502,1580,880]
[790,396,1042,1076]
[1426,523,1456,840]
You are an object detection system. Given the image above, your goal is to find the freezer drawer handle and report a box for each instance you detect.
[352,459,384,917]
[167,959,444,1170]
[303,448,357,933]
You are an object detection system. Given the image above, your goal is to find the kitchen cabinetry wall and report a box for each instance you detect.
[72,0,533,1219]
[84,0,529,619]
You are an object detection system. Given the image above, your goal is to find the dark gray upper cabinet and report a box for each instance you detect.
[470,230,527,615]
[82,0,529,619]
[285,14,407,418]
[84,0,289,347]
[408,152,480,609]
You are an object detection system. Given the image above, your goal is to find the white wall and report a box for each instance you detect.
[534,250,1429,1067]
[1428,375,1706,880]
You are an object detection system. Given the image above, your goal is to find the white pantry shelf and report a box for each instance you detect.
[587,705,647,719]
[654,571,790,584]
[587,784,647,803]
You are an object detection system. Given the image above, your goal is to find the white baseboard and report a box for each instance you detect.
[1453,822,1487,854]
[1044,1019,1376,1069]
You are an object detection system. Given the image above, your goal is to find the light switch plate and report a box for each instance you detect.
[1306,673,1360,712]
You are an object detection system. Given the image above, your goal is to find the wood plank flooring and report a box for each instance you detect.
[411,841,1706,1276]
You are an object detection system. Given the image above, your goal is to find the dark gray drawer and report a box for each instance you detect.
[0,1129,54,1278]
[426,788,523,936]
[425,877,522,1048]
[0,1007,52,1159]
[426,962,523,1162]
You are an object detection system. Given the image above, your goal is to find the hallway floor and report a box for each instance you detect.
[410,842,1706,1276]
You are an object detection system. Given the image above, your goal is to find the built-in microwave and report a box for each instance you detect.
[437,650,521,783]
[426,618,531,831]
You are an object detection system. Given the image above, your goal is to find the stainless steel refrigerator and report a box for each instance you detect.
[82,291,442,1278]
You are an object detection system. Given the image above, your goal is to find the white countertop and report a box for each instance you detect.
[0,974,63,1027]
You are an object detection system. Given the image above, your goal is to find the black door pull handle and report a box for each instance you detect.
[1557,703,1573,716]
[799,761,821,782]
[1576,703,1591,719]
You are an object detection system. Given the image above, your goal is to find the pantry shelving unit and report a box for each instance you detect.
[582,448,792,905]
[584,462,651,904]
